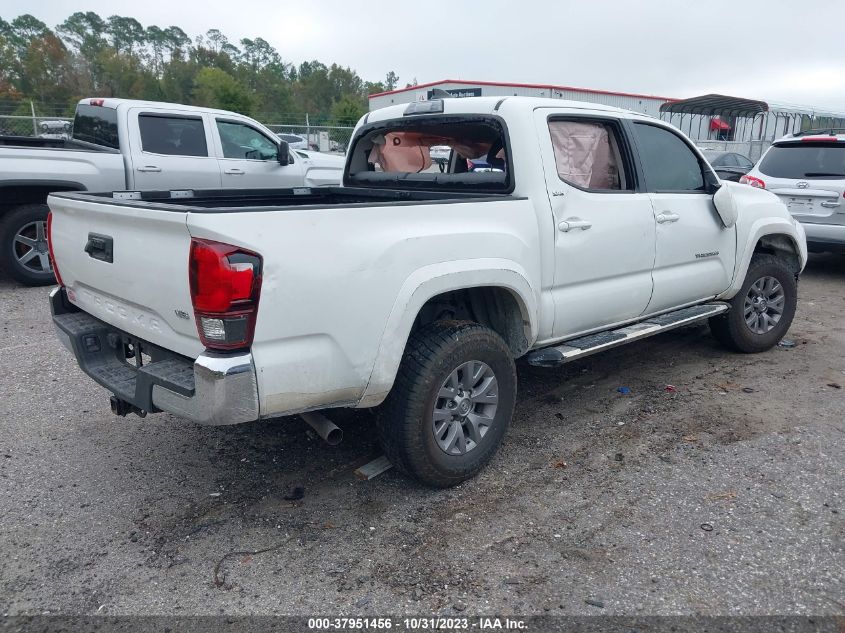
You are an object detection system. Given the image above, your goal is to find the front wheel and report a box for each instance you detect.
[709,253,798,353]
[377,321,517,488]
[0,203,56,286]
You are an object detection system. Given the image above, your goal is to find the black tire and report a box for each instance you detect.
[0,203,56,286]
[709,253,797,353]
[377,320,517,488]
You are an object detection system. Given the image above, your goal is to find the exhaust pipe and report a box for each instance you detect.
[300,412,343,446]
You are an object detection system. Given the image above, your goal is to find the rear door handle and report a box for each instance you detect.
[820,200,840,209]
[224,168,245,175]
[136,165,161,173]
[558,217,592,232]
[656,212,680,224]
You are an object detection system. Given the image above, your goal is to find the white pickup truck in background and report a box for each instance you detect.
[0,98,344,285]
[48,96,807,487]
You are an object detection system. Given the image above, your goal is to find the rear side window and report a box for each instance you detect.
[633,123,704,192]
[758,143,845,179]
[72,104,119,150]
[548,119,629,190]
[735,155,753,169]
[139,114,208,157]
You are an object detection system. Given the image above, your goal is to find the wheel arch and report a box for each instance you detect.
[358,260,539,407]
[0,180,87,210]
[721,220,807,300]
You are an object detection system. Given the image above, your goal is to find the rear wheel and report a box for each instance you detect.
[709,253,797,353]
[377,320,516,488]
[0,203,56,286]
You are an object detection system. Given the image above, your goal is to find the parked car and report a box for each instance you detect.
[741,129,845,252]
[276,133,308,150]
[0,98,344,285]
[48,96,806,488]
[700,149,754,182]
[429,145,451,171]
[38,120,71,139]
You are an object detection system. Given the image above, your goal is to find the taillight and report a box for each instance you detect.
[46,211,63,286]
[189,239,262,351]
[739,174,765,189]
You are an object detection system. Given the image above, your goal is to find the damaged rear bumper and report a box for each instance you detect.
[50,287,259,425]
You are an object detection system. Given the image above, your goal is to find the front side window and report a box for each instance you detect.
[548,119,629,190]
[633,123,704,192]
[139,114,208,157]
[217,120,278,160]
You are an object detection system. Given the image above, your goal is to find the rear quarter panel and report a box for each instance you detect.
[186,198,541,417]
[0,148,126,191]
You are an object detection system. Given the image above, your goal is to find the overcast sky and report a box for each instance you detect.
[6,0,845,111]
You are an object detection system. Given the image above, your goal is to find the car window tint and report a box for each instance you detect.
[139,114,207,157]
[633,123,704,192]
[217,121,278,160]
[758,144,845,179]
[735,155,753,169]
[73,105,120,149]
[548,120,629,190]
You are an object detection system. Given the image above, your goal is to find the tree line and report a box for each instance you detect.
[0,12,405,125]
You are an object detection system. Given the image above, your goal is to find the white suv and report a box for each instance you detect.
[742,130,845,252]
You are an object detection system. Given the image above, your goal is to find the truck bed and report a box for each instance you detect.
[0,135,116,152]
[50,185,515,212]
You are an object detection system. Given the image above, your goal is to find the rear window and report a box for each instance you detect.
[758,143,845,179]
[72,104,119,150]
[346,117,511,193]
[138,114,208,157]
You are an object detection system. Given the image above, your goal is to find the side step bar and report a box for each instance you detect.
[526,303,729,367]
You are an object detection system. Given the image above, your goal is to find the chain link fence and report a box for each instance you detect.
[0,115,73,138]
[0,113,355,155]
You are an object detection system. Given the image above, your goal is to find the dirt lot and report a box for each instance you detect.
[1,256,843,617]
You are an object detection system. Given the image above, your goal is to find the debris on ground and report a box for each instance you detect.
[283,486,305,501]
[584,598,605,608]
[742,387,756,393]
[827,383,842,389]
[700,523,714,532]
[354,455,393,480]
[705,490,737,502]
[778,339,797,348]
[664,384,677,392]
[682,435,699,443]
[616,386,631,394]
[551,460,568,469]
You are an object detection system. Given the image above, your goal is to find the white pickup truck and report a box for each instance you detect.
[0,98,344,285]
[48,96,807,487]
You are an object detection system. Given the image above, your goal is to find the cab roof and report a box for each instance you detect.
[364,96,643,125]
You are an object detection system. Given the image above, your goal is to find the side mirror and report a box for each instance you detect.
[277,140,290,166]
[713,181,739,228]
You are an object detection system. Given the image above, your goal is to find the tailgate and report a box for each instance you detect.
[771,186,843,225]
[47,193,203,358]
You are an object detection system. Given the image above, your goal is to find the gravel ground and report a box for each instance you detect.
[0,256,843,617]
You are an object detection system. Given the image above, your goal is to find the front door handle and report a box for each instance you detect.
[137,165,161,173]
[820,200,840,209]
[224,168,245,175]
[558,217,592,232]
[656,211,680,224]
